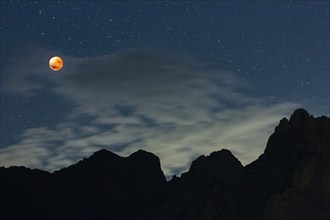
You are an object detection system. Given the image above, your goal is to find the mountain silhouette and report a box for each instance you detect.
[1,109,329,220]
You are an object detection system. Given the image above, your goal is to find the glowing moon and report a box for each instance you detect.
[49,56,64,71]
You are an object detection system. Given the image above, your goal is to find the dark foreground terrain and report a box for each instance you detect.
[1,109,329,220]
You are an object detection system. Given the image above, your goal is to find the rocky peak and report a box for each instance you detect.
[188,149,245,187]
[128,149,159,162]
[190,149,241,172]
[128,149,163,170]
[275,117,289,133]
[92,148,119,156]
[126,149,166,183]
[261,108,329,160]
[289,108,310,130]
[274,108,312,134]
[88,148,122,162]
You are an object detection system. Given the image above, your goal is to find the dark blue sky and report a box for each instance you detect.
[1,1,329,177]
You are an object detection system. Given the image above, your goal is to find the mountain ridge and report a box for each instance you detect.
[1,108,329,220]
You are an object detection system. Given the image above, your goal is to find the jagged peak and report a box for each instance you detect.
[289,108,311,129]
[189,149,243,174]
[128,149,160,160]
[279,117,289,125]
[194,149,241,164]
[210,148,235,158]
[274,117,290,133]
[59,149,122,172]
[291,108,310,118]
[91,149,121,159]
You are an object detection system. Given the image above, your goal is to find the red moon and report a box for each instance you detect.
[49,56,64,71]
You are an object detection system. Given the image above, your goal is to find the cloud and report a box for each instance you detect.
[0,124,102,170]
[1,47,300,178]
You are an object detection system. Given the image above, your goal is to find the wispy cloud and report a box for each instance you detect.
[1,47,300,178]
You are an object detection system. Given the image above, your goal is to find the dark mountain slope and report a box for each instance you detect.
[247,109,330,220]
[157,149,260,220]
[1,149,167,220]
[1,109,329,220]
[157,109,329,220]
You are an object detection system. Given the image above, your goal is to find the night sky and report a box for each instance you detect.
[1,1,329,178]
